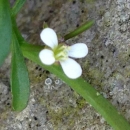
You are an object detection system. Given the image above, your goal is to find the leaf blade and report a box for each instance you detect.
[11,32,30,111]
[0,0,12,66]
[64,21,94,40]
[11,0,26,16]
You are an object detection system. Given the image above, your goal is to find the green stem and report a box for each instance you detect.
[21,43,130,130]
[64,21,94,40]
[11,17,24,43]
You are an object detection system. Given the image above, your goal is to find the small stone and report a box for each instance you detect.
[45,78,52,85]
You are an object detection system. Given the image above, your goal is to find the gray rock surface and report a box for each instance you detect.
[1,0,130,129]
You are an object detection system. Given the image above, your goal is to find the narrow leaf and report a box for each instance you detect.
[0,0,12,66]
[64,21,94,40]
[11,32,30,111]
[11,0,26,16]
[21,43,130,130]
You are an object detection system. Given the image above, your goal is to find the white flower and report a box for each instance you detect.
[39,28,88,79]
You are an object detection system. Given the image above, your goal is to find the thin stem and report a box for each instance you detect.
[11,16,24,44]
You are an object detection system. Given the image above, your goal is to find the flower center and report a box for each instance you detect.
[53,44,70,61]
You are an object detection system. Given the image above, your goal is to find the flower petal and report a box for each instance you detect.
[40,28,58,49]
[39,49,55,65]
[68,43,88,58]
[60,58,82,79]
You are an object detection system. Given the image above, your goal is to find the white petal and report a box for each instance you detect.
[39,49,55,65]
[60,58,82,79]
[68,43,88,58]
[40,28,58,49]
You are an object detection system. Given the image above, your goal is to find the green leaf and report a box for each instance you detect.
[64,21,94,40]
[11,32,30,111]
[0,0,12,66]
[11,0,26,16]
[21,43,130,130]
